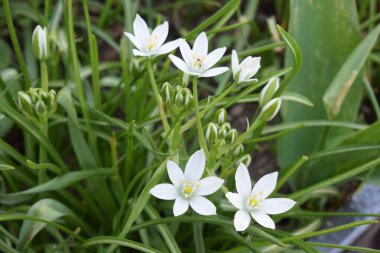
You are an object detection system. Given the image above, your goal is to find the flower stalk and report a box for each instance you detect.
[192,76,209,157]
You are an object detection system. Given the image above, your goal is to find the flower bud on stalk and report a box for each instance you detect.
[259,98,281,121]
[226,129,238,144]
[182,88,193,110]
[259,77,279,107]
[161,82,173,103]
[236,154,252,167]
[32,25,49,60]
[17,91,33,114]
[215,108,227,125]
[205,122,218,143]
[232,144,244,157]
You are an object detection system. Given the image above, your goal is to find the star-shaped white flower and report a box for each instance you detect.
[226,163,296,231]
[124,14,182,58]
[169,32,229,78]
[150,150,224,216]
[231,50,261,84]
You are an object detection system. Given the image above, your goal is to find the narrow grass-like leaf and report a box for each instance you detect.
[82,236,162,253]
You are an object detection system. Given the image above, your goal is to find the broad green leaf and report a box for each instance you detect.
[277,0,361,188]
[323,24,380,118]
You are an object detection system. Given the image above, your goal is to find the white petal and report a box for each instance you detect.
[167,160,185,188]
[189,196,216,215]
[235,163,252,199]
[169,54,190,74]
[149,183,178,200]
[179,40,193,66]
[199,67,229,78]
[231,50,240,78]
[184,149,205,182]
[151,21,168,49]
[173,197,189,216]
[260,198,296,214]
[251,172,278,199]
[225,192,244,209]
[196,176,224,196]
[193,32,208,57]
[133,14,150,43]
[132,49,148,57]
[251,211,275,229]
[157,39,183,55]
[202,47,226,70]
[125,32,143,51]
[234,210,251,231]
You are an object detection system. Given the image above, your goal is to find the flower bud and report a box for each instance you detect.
[32,25,48,60]
[161,82,173,103]
[226,129,238,144]
[18,91,33,113]
[259,98,281,121]
[259,77,279,108]
[236,154,252,167]
[232,144,244,157]
[182,88,193,109]
[174,92,184,108]
[215,108,227,125]
[35,99,47,117]
[218,122,231,139]
[205,122,218,143]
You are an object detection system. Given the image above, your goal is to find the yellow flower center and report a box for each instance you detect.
[248,191,263,208]
[182,180,200,198]
[147,35,158,51]
[192,54,205,69]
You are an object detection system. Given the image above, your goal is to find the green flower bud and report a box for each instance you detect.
[215,108,227,125]
[259,98,281,121]
[218,122,231,139]
[232,144,244,157]
[205,122,218,143]
[226,129,238,144]
[35,99,47,117]
[174,92,184,108]
[161,82,173,103]
[259,77,279,108]
[236,154,251,167]
[32,25,48,60]
[182,88,193,109]
[18,91,33,113]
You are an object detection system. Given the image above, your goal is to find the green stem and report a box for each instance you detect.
[38,121,48,184]
[44,0,51,25]
[181,81,237,133]
[3,0,30,88]
[147,59,170,133]
[66,0,98,159]
[192,76,209,156]
[40,61,48,91]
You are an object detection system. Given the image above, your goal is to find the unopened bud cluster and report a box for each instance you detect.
[18,88,57,123]
[161,82,193,111]
[205,109,238,146]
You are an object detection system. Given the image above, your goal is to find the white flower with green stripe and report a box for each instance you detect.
[150,150,224,216]
[226,163,296,231]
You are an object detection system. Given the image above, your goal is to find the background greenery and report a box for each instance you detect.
[0,0,380,252]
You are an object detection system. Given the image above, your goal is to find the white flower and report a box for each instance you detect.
[124,14,182,58]
[231,50,261,84]
[169,32,229,77]
[150,150,224,216]
[32,25,48,60]
[226,163,296,231]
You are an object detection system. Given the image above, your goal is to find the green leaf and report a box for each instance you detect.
[323,24,380,118]
[277,0,362,188]
[82,236,162,253]
[17,199,74,250]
